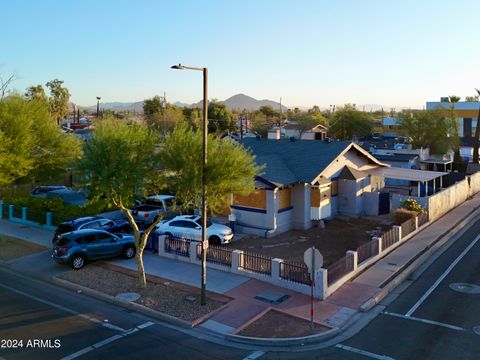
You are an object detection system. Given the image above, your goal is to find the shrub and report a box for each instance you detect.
[399,198,425,213]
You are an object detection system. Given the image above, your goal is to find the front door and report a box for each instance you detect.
[378,192,390,215]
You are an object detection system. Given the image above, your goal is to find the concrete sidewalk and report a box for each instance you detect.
[354,192,480,288]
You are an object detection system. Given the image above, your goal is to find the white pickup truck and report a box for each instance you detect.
[130,195,175,223]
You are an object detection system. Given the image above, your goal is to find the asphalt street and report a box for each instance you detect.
[0,267,252,360]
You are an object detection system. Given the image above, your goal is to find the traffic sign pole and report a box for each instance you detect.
[310,246,315,329]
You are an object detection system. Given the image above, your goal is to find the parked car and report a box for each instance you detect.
[46,189,87,206]
[31,185,68,198]
[130,195,175,223]
[155,214,233,245]
[52,229,136,270]
[52,216,134,245]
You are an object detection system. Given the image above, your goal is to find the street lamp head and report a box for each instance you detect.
[171,64,184,70]
[96,96,101,100]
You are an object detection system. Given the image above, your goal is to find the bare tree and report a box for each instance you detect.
[0,73,17,100]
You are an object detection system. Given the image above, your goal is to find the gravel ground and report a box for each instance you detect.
[230,217,392,267]
[0,235,48,261]
[237,309,330,338]
[59,263,229,322]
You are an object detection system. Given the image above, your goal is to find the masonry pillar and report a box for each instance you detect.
[157,235,166,256]
[231,250,244,274]
[346,250,358,271]
[315,268,328,300]
[393,225,402,241]
[271,258,282,283]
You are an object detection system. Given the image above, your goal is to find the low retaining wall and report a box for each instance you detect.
[0,201,56,231]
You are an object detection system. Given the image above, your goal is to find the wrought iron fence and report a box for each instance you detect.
[164,236,190,257]
[279,260,310,285]
[241,251,272,275]
[401,217,416,238]
[327,255,354,285]
[196,244,233,267]
[357,240,379,264]
[382,227,400,250]
[417,211,429,226]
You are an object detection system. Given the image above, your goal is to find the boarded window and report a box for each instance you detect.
[310,187,320,207]
[233,190,266,209]
[278,188,292,209]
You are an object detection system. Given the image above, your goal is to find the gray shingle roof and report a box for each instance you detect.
[242,138,353,186]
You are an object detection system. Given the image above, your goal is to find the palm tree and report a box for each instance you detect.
[448,95,462,164]
[472,89,480,164]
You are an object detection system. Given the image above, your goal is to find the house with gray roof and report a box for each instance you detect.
[230,138,390,236]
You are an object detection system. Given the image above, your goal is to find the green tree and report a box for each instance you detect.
[25,85,47,101]
[250,112,270,138]
[207,100,235,133]
[328,104,375,140]
[46,79,70,125]
[294,108,326,138]
[448,96,462,163]
[143,96,185,134]
[397,108,456,154]
[0,94,82,186]
[159,123,261,214]
[183,107,202,129]
[75,117,162,288]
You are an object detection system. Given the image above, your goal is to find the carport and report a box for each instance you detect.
[369,167,448,197]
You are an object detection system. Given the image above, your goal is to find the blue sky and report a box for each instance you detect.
[2,0,480,108]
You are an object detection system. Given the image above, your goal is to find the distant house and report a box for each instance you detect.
[283,123,328,140]
[231,138,447,236]
[381,116,401,137]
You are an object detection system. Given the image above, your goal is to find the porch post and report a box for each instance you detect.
[417,182,420,197]
[440,176,443,189]
[433,178,436,194]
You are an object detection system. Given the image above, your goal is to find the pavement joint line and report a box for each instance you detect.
[335,344,395,360]
[242,350,266,360]
[381,311,465,332]
[60,322,154,360]
[0,282,127,333]
[405,233,480,317]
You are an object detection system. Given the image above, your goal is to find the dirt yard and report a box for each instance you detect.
[237,309,330,338]
[58,263,230,322]
[230,217,393,267]
[0,235,48,261]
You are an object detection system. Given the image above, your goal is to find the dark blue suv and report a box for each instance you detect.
[53,216,134,245]
[52,229,136,269]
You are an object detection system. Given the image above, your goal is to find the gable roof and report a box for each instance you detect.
[338,166,367,180]
[242,138,386,186]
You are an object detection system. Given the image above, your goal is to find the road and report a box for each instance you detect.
[0,267,252,360]
[261,219,480,359]
[1,219,479,360]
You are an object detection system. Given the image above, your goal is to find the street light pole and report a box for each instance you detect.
[171,64,209,305]
[96,96,101,118]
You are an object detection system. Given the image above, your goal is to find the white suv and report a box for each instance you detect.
[155,215,233,245]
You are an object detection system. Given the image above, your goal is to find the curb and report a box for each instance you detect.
[52,277,193,329]
[225,326,341,347]
[359,205,480,312]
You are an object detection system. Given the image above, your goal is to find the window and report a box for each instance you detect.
[96,233,113,241]
[170,221,185,228]
[82,221,101,229]
[100,219,113,227]
[84,234,99,243]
